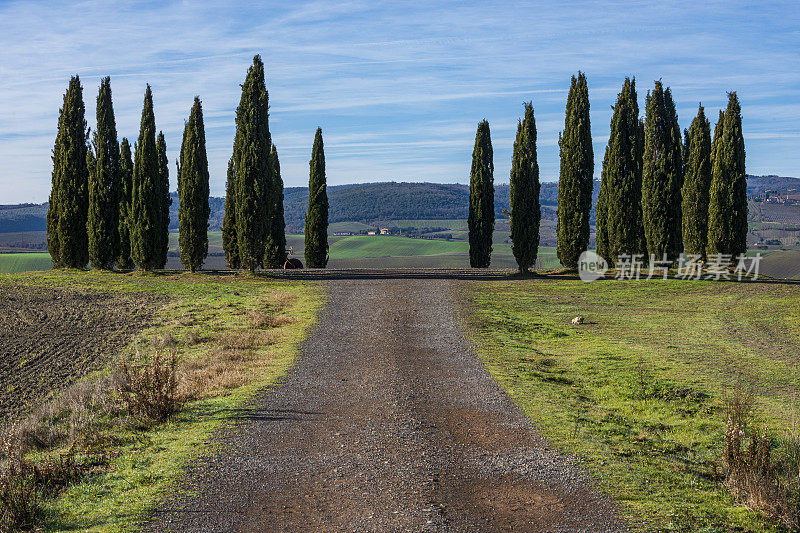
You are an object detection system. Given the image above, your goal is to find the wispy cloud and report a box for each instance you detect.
[0,0,798,202]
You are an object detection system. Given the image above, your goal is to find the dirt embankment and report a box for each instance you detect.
[0,285,161,422]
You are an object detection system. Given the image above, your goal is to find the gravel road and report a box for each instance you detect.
[146,278,629,532]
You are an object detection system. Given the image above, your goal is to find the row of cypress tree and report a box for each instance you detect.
[596,79,747,266]
[469,73,746,272]
[48,56,331,272]
[48,77,175,271]
[51,68,744,273]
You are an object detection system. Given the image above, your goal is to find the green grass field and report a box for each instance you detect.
[0,252,52,273]
[465,278,800,531]
[329,235,467,258]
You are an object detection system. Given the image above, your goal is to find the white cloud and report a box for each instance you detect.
[0,0,798,203]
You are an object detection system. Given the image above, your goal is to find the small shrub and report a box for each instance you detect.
[721,378,798,528]
[0,425,37,532]
[723,421,794,526]
[722,374,756,430]
[0,463,38,532]
[119,352,182,426]
[1,429,107,531]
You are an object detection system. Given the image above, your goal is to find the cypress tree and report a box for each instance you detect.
[556,72,594,269]
[87,77,120,270]
[264,144,287,268]
[156,132,171,269]
[642,81,683,262]
[468,120,495,268]
[48,76,89,268]
[305,128,329,268]
[47,112,63,267]
[683,128,691,173]
[681,105,712,259]
[117,138,134,269]
[131,85,161,271]
[222,157,240,269]
[178,97,210,272]
[233,55,271,271]
[509,103,540,273]
[707,94,747,257]
[596,78,645,266]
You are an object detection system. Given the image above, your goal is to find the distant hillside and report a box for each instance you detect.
[3,176,797,234]
[745,175,800,196]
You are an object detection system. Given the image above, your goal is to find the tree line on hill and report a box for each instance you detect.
[46,60,746,273]
[467,74,747,272]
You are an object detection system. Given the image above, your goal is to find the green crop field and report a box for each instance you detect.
[466,278,800,531]
[329,235,467,258]
[0,252,52,273]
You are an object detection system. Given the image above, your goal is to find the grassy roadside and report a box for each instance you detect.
[463,277,800,532]
[1,270,322,532]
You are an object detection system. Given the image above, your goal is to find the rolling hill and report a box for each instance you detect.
[3,176,798,235]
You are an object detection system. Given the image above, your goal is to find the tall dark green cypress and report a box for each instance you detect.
[48,76,89,268]
[596,78,645,266]
[468,120,494,268]
[222,157,240,269]
[178,97,210,272]
[117,138,134,269]
[156,132,171,269]
[47,111,63,267]
[509,103,540,273]
[233,55,271,271]
[707,94,747,257]
[681,105,712,259]
[264,144,286,268]
[131,85,161,271]
[305,128,329,268]
[87,77,120,270]
[642,82,683,262]
[556,72,594,269]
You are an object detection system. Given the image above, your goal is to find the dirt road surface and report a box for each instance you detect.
[147,278,629,532]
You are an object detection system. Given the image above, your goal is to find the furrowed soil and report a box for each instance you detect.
[146,278,628,532]
[0,285,160,421]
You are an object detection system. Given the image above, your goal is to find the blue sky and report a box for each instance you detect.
[1,0,799,203]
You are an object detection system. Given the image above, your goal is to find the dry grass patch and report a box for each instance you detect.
[179,354,253,399]
[217,329,259,350]
[247,310,295,329]
[266,290,297,310]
